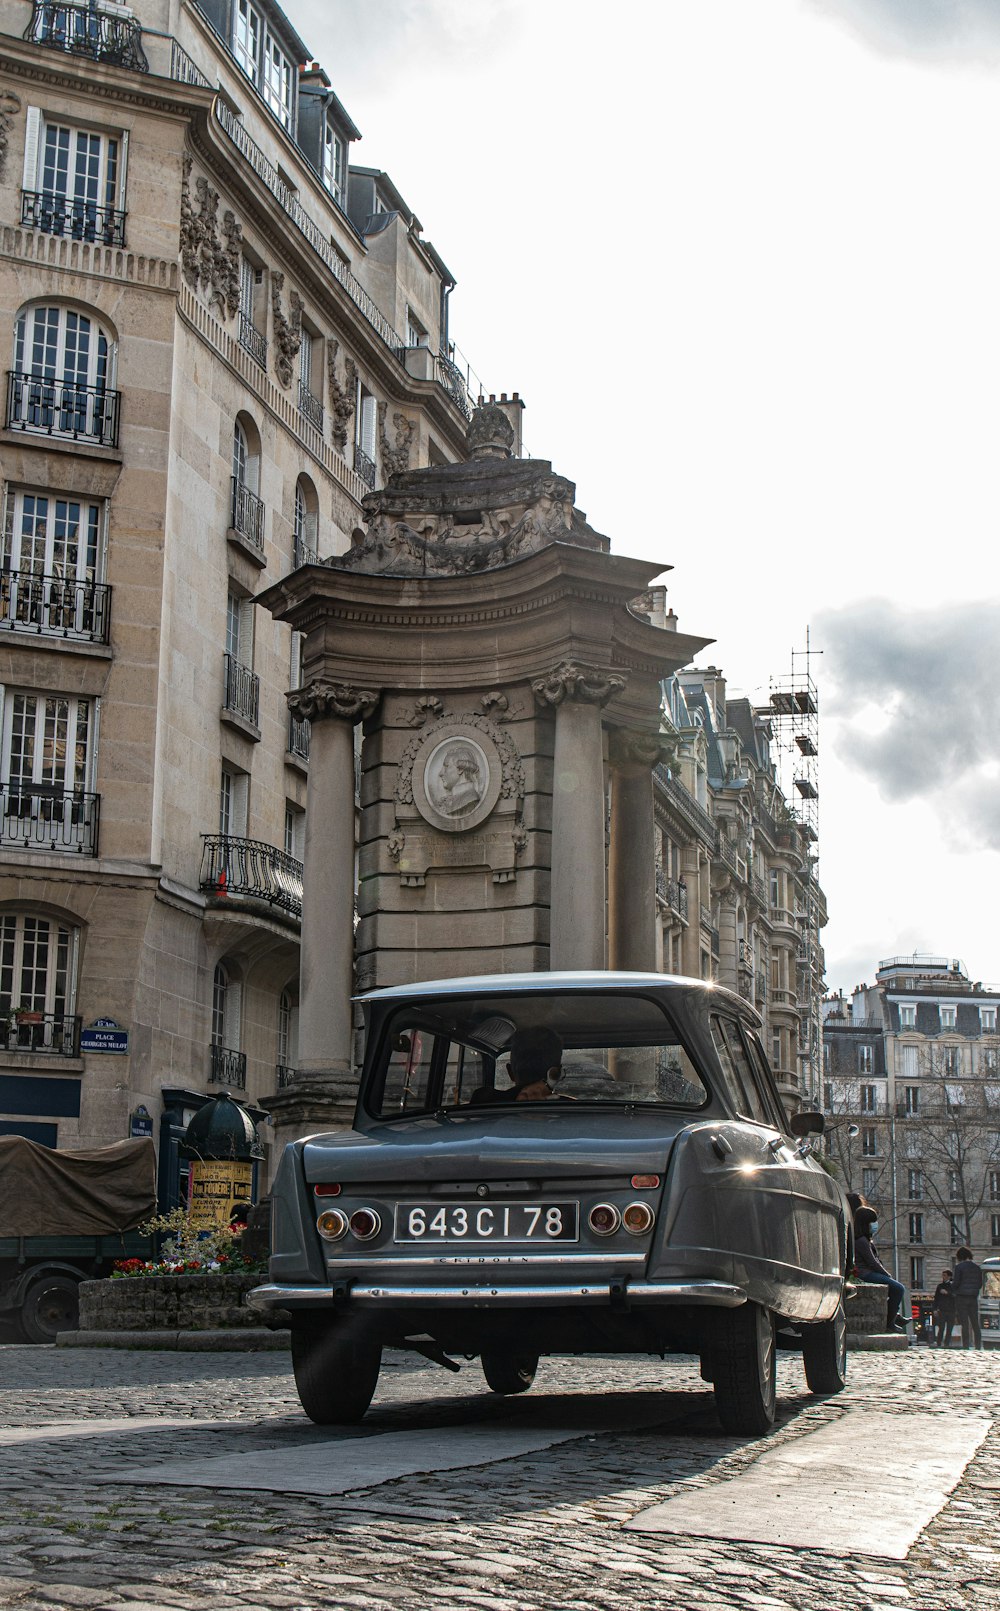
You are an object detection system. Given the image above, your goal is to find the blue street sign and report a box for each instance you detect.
[130,1105,153,1138]
[81,1019,129,1054]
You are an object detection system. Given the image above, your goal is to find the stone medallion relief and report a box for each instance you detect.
[389,702,525,887]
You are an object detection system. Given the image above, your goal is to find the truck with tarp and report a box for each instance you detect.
[0,1135,156,1341]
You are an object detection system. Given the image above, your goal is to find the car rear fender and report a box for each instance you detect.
[269,1141,327,1286]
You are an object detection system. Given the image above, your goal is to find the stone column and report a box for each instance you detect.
[267,680,378,1143]
[533,661,625,971]
[680,846,704,978]
[607,730,663,974]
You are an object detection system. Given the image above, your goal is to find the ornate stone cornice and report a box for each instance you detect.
[532,661,627,709]
[287,681,379,723]
[608,729,672,769]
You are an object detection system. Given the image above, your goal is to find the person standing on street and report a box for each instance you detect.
[951,1247,984,1350]
[932,1268,955,1349]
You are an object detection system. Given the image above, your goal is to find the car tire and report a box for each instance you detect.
[711,1301,777,1436]
[20,1276,79,1344]
[802,1301,848,1395]
[481,1351,538,1394]
[290,1318,382,1425]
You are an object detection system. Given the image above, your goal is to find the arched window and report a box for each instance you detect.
[276,986,298,1085]
[292,475,317,566]
[230,414,263,553]
[9,304,118,446]
[0,910,80,1053]
[210,960,246,1089]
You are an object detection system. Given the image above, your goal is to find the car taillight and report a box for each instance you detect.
[588,1203,621,1236]
[316,1209,348,1241]
[349,1208,381,1240]
[631,1174,660,1190]
[622,1201,655,1235]
[314,1184,342,1197]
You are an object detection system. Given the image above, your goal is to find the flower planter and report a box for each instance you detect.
[56,1273,290,1350]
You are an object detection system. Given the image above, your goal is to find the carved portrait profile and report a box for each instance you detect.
[406,719,505,835]
[425,738,488,820]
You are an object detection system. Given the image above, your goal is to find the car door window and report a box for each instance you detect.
[712,1015,771,1124]
[741,1026,790,1132]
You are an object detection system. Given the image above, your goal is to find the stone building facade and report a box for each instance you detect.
[0,0,484,1200]
[823,955,1000,1286]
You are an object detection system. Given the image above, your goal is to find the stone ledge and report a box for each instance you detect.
[58,1327,291,1351]
[848,1333,911,1352]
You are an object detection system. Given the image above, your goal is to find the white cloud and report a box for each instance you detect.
[807,0,1000,58]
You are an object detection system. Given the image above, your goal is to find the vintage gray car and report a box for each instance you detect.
[252,972,850,1435]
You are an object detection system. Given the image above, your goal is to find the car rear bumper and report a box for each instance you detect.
[248,1277,748,1311]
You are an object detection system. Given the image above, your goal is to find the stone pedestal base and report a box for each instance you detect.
[264,1072,358,1152]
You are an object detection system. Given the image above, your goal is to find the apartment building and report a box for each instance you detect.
[0,0,484,1202]
[823,955,1000,1285]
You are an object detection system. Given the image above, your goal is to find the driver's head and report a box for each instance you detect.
[507,1027,563,1088]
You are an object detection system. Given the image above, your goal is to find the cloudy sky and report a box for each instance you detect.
[295,0,1000,992]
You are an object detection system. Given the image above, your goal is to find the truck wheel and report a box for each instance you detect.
[711,1301,776,1436]
[481,1351,538,1394]
[802,1302,848,1395]
[290,1317,382,1425]
[20,1276,80,1344]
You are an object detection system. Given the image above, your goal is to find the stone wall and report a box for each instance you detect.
[79,1274,266,1332]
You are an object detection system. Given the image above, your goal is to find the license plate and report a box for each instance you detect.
[394,1201,578,1244]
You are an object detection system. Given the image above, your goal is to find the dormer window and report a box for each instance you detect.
[323,121,345,206]
[262,30,293,131]
[232,0,294,133]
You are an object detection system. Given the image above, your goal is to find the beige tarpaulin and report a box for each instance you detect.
[0,1136,157,1237]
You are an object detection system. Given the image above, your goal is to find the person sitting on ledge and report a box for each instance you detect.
[854,1205,907,1333]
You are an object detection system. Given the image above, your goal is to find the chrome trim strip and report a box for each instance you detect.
[323,1252,648,1269]
[249,1278,747,1310]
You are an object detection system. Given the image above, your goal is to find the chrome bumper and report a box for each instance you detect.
[248,1278,748,1310]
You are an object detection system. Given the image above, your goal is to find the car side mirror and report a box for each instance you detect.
[789,1111,825,1137]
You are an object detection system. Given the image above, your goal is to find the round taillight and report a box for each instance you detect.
[588,1203,621,1236]
[316,1208,348,1241]
[631,1174,660,1190]
[314,1184,342,1197]
[622,1201,655,1235]
[349,1207,381,1241]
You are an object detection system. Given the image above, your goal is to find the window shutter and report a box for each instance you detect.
[117,129,129,213]
[22,106,41,191]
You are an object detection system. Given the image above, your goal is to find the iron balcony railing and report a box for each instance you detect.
[24,1,149,70]
[238,313,267,369]
[275,1064,297,1088]
[230,477,264,553]
[169,36,209,85]
[655,869,689,921]
[1,1009,81,1056]
[654,768,717,842]
[0,783,99,855]
[200,834,303,920]
[222,653,259,727]
[354,445,376,489]
[434,354,474,421]
[738,938,754,969]
[293,537,317,568]
[6,371,120,447]
[21,190,126,248]
[0,570,111,644]
[298,381,324,432]
[287,713,310,762]
[209,1043,246,1091]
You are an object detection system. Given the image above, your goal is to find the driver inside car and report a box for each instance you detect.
[471,1026,565,1103]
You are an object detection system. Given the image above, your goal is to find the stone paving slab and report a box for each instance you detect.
[625,1405,991,1557]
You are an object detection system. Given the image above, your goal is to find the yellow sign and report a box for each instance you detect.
[188,1159,252,1230]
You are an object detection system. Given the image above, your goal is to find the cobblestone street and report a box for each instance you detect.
[1,1343,998,1611]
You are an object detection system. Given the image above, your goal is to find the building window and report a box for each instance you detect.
[769,869,780,910]
[904,1086,919,1116]
[942,1046,961,1076]
[981,1007,997,1033]
[899,1005,916,1029]
[772,1030,781,1069]
[22,109,126,246]
[322,120,345,205]
[949,1214,964,1245]
[859,1083,876,1114]
[822,1041,831,1075]
[0,910,79,1027]
[261,29,293,130]
[992,1215,1000,1248]
[406,307,427,348]
[861,1127,878,1157]
[948,1169,961,1202]
[233,0,260,82]
[219,766,248,839]
[0,690,97,853]
[858,1044,873,1075]
[940,1006,956,1030]
[9,303,118,446]
[908,1213,923,1243]
[899,1043,919,1078]
[1,488,108,642]
[292,476,317,566]
[991,1171,1000,1203]
[238,258,266,367]
[354,382,377,488]
[983,1047,999,1074]
[862,1167,878,1197]
[284,802,304,861]
[907,1168,922,1200]
[910,1256,924,1290]
[823,1079,833,1110]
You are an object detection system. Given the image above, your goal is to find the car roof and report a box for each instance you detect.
[355,970,757,1022]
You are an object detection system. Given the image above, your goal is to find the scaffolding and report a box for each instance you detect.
[767,632,823,1105]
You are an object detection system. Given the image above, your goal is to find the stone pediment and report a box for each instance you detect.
[328,402,610,578]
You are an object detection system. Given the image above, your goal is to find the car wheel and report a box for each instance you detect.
[20,1276,79,1344]
[290,1317,382,1425]
[802,1301,848,1395]
[481,1351,538,1394]
[712,1301,777,1436]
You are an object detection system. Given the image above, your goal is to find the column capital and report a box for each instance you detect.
[287,680,380,724]
[531,660,627,709]
[608,728,673,770]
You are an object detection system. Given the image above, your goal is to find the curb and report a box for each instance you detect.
[57,1328,291,1351]
[847,1331,910,1351]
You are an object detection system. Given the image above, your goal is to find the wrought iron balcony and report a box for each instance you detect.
[1,1009,81,1056]
[655,869,689,920]
[354,445,376,489]
[24,1,148,70]
[222,653,259,728]
[6,371,120,447]
[275,1064,297,1088]
[0,570,111,644]
[287,713,310,762]
[298,380,324,432]
[738,938,754,970]
[200,834,303,920]
[238,313,267,368]
[293,538,317,569]
[209,1043,246,1091]
[434,355,474,421]
[230,477,264,553]
[0,783,99,855]
[21,190,126,248]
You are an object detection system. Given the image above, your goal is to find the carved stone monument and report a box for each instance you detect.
[258,403,710,1143]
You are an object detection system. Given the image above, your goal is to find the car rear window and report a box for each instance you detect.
[368,992,710,1118]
